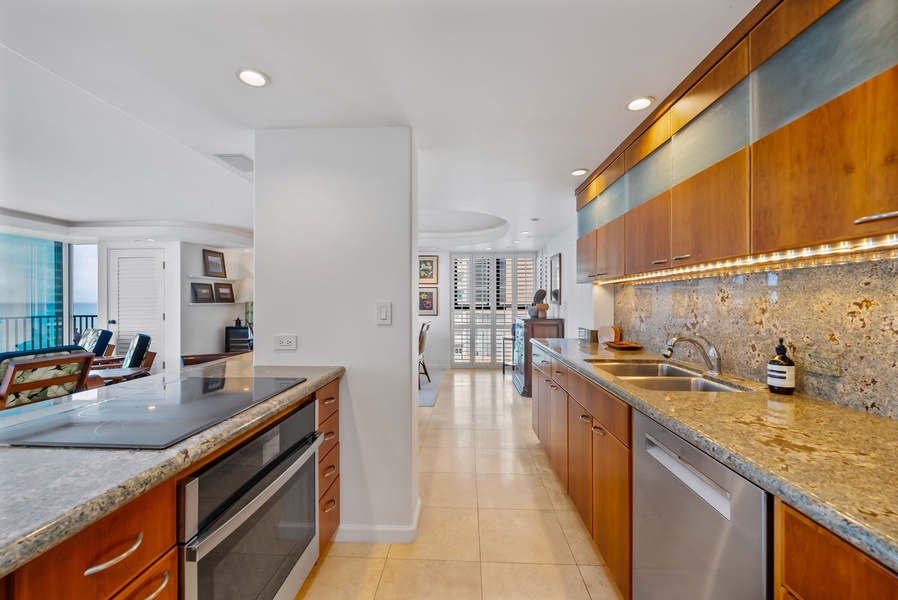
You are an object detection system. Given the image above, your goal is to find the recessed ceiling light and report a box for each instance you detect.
[520,230,531,235]
[243,249,252,252]
[236,68,271,87]
[571,168,589,177]
[627,96,655,111]
[513,240,521,244]
[145,238,156,242]
[486,247,493,250]
[529,217,540,222]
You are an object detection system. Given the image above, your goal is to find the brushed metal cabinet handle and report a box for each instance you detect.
[84,532,144,576]
[554,370,563,375]
[324,432,336,441]
[854,210,898,225]
[651,259,669,265]
[591,426,606,436]
[324,465,337,477]
[322,397,337,405]
[579,415,591,423]
[145,570,171,600]
[594,271,607,276]
[672,254,691,261]
[541,360,550,364]
[324,499,337,513]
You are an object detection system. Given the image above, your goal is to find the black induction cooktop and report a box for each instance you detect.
[0,377,306,449]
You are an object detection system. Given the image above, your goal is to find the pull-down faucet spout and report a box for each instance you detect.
[661,335,722,376]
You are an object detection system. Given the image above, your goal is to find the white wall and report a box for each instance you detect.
[180,243,254,355]
[97,240,181,371]
[417,251,450,369]
[254,127,419,543]
[542,223,613,335]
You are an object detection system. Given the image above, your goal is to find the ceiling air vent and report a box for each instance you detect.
[213,154,254,172]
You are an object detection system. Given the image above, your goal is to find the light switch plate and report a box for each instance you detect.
[376,301,392,325]
[274,334,297,350]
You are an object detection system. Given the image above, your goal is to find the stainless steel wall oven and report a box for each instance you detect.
[179,400,321,600]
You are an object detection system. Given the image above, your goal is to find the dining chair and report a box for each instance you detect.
[418,321,431,390]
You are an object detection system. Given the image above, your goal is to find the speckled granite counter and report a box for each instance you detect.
[0,355,344,579]
[533,338,898,572]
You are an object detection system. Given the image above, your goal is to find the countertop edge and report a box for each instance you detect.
[531,338,898,574]
[0,365,345,579]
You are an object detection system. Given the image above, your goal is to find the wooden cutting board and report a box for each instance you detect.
[597,326,621,345]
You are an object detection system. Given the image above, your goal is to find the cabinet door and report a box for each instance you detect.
[537,374,552,449]
[549,384,569,490]
[531,365,541,436]
[595,215,626,279]
[671,147,750,267]
[567,397,593,533]
[577,231,597,283]
[752,65,898,253]
[625,191,671,274]
[592,419,631,600]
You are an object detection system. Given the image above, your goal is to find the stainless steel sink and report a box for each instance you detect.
[619,376,742,393]
[591,362,697,378]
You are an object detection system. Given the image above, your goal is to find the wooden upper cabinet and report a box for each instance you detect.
[749,0,841,70]
[671,40,749,134]
[625,191,671,275]
[671,147,750,267]
[576,231,597,283]
[594,215,626,280]
[576,155,626,211]
[752,65,898,254]
[625,112,671,170]
[576,179,599,211]
[776,499,898,600]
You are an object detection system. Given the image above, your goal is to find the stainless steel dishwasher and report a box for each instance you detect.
[633,411,770,599]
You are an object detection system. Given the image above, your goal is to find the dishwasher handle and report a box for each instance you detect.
[645,433,732,520]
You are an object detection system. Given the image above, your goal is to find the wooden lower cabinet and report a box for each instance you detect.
[592,418,631,600]
[113,548,177,600]
[549,384,569,490]
[531,364,541,437]
[776,499,898,600]
[10,480,176,600]
[567,397,594,532]
[316,378,341,554]
[537,373,552,449]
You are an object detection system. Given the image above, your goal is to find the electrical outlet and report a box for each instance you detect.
[274,334,297,350]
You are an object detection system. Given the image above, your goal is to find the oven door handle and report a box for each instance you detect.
[185,434,322,562]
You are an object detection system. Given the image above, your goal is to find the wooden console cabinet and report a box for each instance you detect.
[512,318,564,397]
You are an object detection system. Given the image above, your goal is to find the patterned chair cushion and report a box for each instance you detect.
[77,328,113,357]
[122,334,151,368]
[0,346,91,409]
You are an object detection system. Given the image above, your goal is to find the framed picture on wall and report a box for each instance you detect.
[419,255,438,285]
[191,282,215,303]
[203,249,227,278]
[550,253,562,305]
[214,282,235,303]
[419,288,438,316]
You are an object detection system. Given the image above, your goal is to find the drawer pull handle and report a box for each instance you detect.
[324,432,336,441]
[591,426,606,436]
[541,360,550,364]
[594,271,607,277]
[324,499,337,513]
[854,211,898,225]
[323,397,337,405]
[324,465,337,477]
[549,385,558,390]
[145,570,171,600]
[651,259,668,265]
[553,370,563,375]
[579,415,591,423]
[672,254,691,261]
[83,532,143,576]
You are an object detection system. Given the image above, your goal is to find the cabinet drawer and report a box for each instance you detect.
[319,442,340,498]
[778,501,898,599]
[532,346,552,375]
[576,377,630,448]
[320,476,341,552]
[318,409,339,459]
[13,480,176,600]
[112,547,177,600]
[550,358,569,391]
[317,379,340,424]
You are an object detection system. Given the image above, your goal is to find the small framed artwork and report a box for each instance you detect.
[191,282,215,303]
[419,287,438,316]
[214,282,235,303]
[203,249,227,278]
[419,255,438,285]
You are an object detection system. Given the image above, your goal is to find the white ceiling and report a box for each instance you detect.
[0,0,758,251]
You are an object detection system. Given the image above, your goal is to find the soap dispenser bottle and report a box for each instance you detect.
[767,338,795,395]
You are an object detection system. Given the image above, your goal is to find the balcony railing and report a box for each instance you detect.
[0,314,98,352]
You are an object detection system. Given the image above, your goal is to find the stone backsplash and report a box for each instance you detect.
[614,259,898,419]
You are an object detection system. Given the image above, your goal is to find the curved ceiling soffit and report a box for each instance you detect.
[418,210,509,247]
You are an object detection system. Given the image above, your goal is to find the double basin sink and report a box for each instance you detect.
[588,361,743,393]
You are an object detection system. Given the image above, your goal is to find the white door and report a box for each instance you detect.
[107,248,165,371]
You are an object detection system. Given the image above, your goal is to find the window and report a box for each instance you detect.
[0,234,64,351]
[451,253,536,367]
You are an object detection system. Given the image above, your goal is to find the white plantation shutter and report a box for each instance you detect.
[451,252,536,368]
[108,249,165,369]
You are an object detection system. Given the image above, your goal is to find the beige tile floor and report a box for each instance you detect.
[296,370,624,600]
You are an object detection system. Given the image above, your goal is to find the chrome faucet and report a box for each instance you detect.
[661,335,722,376]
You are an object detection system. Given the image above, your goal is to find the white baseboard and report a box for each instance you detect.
[427,363,450,370]
[333,497,421,544]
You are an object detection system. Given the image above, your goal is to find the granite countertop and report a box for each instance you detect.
[0,354,344,579]
[533,338,898,572]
